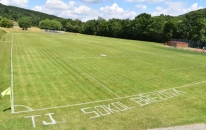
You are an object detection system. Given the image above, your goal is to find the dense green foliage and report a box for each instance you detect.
[80,10,206,47]
[0,17,13,28]
[18,17,32,30]
[39,19,62,30]
[0,2,205,47]
[62,9,206,47]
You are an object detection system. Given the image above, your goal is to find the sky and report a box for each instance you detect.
[0,0,205,21]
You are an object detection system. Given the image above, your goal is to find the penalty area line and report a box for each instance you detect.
[64,58,121,98]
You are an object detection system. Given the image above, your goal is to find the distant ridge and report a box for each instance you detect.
[0,3,62,26]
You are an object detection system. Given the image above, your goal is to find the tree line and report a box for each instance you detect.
[62,10,206,47]
[0,2,205,47]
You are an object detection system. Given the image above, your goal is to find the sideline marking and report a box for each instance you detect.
[13,81,206,114]
[162,71,192,81]
[64,58,120,98]
[161,66,206,71]
[11,33,15,113]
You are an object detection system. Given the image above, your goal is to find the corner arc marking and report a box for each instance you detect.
[14,105,34,111]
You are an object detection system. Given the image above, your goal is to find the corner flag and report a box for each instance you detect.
[1,87,11,97]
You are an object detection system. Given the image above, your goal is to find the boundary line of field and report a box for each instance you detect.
[13,80,206,114]
[161,66,206,72]
[10,33,206,114]
[10,32,15,113]
[64,58,121,98]
[162,71,192,81]
[161,66,206,81]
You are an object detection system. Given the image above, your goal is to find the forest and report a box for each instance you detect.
[0,3,206,47]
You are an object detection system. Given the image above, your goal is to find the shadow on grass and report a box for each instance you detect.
[3,107,11,112]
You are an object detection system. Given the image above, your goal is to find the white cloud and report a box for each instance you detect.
[33,1,76,17]
[100,3,137,19]
[126,0,165,3]
[45,0,70,10]
[60,5,99,21]
[80,0,103,4]
[60,3,137,21]
[34,1,137,21]
[0,0,10,5]
[34,1,99,21]
[189,3,203,11]
[126,0,144,2]
[136,4,147,9]
[0,0,28,7]
[152,2,203,16]
[100,3,124,14]
[33,6,54,15]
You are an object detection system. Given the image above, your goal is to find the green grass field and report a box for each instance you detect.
[0,28,206,130]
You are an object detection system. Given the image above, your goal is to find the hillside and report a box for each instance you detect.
[180,8,206,17]
[0,4,205,47]
[0,3,62,26]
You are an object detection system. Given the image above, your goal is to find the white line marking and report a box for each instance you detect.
[123,51,154,57]
[66,57,101,59]
[162,71,192,81]
[13,80,206,114]
[64,58,120,98]
[123,53,132,57]
[161,66,206,71]
[11,33,15,113]
[14,105,34,111]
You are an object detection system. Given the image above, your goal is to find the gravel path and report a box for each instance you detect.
[148,123,206,130]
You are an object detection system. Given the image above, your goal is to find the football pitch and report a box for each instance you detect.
[1,29,206,129]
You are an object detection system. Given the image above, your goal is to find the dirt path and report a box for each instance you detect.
[165,46,206,53]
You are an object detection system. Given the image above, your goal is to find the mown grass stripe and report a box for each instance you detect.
[9,32,206,113]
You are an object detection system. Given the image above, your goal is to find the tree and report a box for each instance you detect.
[108,18,122,37]
[66,19,83,33]
[61,19,73,32]
[132,13,152,40]
[39,19,50,29]
[18,17,32,30]
[82,19,96,35]
[163,19,177,41]
[176,17,190,39]
[120,19,132,39]
[148,15,165,42]
[0,17,13,28]
[191,18,206,48]
[39,19,62,30]
[50,19,62,30]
